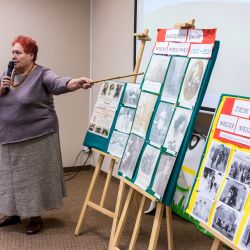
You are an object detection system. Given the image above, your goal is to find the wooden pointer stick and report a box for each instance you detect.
[91,72,144,84]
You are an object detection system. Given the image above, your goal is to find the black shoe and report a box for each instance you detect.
[0,215,21,227]
[26,216,43,235]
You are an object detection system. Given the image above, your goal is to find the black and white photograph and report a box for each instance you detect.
[149,102,174,146]
[107,131,129,158]
[178,58,208,108]
[228,149,250,186]
[122,83,141,108]
[131,92,157,138]
[134,144,161,189]
[205,141,231,174]
[142,54,171,93]
[192,193,213,223]
[161,56,189,103]
[198,167,223,200]
[151,153,176,199]
[219,178,247,212]
[163,107,192,155]
[115,107,135,134]
[212,202,240,241]
[240,217,250,250]
[118,134,144,179]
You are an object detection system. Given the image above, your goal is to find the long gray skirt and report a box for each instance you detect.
[0,133,66,217]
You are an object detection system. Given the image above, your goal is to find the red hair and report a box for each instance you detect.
[12,35,38,62]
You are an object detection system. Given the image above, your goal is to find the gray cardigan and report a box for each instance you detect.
[0,65,72,144]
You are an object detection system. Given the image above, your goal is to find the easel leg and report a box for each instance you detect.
[100,158,116,207]
[109,180,125,249]
[211,238,223,250]
[166,206,174,250]
[129,195,146,250]
[148,202,164,250]
[74,154,105,235]
[110,187,134,250]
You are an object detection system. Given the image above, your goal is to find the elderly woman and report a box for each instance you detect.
[0,35,92,235]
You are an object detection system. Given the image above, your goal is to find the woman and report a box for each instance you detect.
[0,35,93,234]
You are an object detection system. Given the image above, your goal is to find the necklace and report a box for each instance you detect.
[11,64,36,88]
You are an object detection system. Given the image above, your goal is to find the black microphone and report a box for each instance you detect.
[3,61,14,94]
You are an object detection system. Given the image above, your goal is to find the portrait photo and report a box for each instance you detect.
[219,178,247,212]
[161,56,189,103]
[107,131,129,158]
[228,149,250,186]
[134,144,161,189]
[151,153,176,199]
[115,107,135,134]
[118,134,144,179]
[163,107,192,155]
[212,202,240,241]
[240,217,250,250]
[149,102,174,146]
[205,140,231,174]
[178,58,208,108]
[131,92,157,138]
[122,83,141,108]
[192,193,213,223]
[198,167,223,200]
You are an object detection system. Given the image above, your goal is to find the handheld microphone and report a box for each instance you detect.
[3,61,14,94]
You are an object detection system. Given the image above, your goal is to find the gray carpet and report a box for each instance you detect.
[0,168,227,250]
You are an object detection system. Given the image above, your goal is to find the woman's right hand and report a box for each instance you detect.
[0,76,12,96]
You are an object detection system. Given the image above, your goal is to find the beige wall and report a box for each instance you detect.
[0,0,90,167]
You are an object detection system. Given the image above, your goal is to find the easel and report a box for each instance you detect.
[200,222,241,250]
[74,29,151,249]
[110,179,173,250]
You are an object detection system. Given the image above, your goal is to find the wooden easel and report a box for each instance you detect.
[74,29,151,249]
[110,178,173,250]
[200,222,241,250]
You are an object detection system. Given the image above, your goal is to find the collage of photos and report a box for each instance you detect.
[149,102,174,147]
[118,133,144,179]
[151,153,176,199]
[142,54,171,94]
[178,58,208,109]
[134,144,161,190]
[163,107,192,155]
[161,56,189,103]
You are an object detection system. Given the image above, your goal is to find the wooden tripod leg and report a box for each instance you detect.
[74,154,105,235]
[129,195,146,250]
[109,180,125,249]
[100,158,116,207]
[110,187,135,249]
[166,206,174,250]
[148,202,164,250]
[211,238,223,250]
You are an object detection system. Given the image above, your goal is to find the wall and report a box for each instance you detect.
[0,0,90,167]
[91,0,135,173]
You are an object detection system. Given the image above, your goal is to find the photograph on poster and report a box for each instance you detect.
[151,153,176,198]
[131,92,157,138]
[192,193,213,223]
[178,58,208,108]
[161,56,189,103]
[228,149,250,186]
[107,131,129,158]
[240,216,250,250]
[212,202,240,241]
[198,167,223,200]
[205,141,231,174]
[100,81,124,99]
[115,107,135,134]
[149,102,174,146]
[219,178,247,212]
[134,144,161,189]
[118,134,144,179]
[163,107,192,155]
[122,83,141,108]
